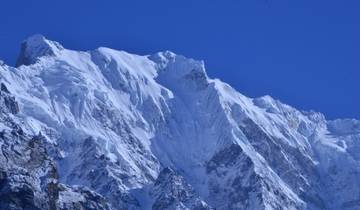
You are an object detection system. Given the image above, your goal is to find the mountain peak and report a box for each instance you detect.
[16,34,64,67]
[1,35,360,209]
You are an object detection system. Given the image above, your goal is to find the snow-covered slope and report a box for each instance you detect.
[0,81,111,210]
[0,34,359,210]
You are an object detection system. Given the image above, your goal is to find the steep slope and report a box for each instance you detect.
[0,34,359,209]
[0,83,111,210]
[150,167,212,210]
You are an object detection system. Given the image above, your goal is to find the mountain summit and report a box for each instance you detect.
[1,35,360,210]
[16,34,64,67]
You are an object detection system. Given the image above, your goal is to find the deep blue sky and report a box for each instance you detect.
[0,0,359,119]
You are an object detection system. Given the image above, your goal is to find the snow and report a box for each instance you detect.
[59,189,85,203]
[16,34,64,67]
[1,34,360,210]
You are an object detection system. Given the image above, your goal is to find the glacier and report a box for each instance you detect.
[0,34,359,210]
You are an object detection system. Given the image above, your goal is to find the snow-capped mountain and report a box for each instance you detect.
[1,34,359,210]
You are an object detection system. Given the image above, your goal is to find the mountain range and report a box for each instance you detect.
[0,34,360,210]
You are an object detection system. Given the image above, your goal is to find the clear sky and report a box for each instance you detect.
[0,0,359,119]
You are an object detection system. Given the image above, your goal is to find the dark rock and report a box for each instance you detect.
[151,167,212,210]
[1,83,10,93]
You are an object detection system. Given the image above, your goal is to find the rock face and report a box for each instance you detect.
[0,35,360,209]
[0,85,111,210]
[15,34,64,67]
[0,83,19,114]
[150,168,212,210]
